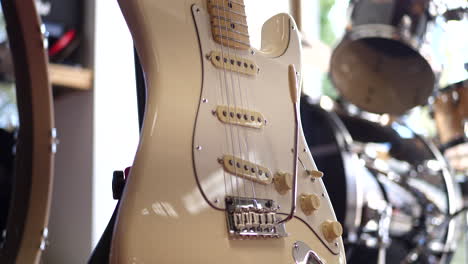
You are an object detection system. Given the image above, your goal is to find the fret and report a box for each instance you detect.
[209,0,245,13]
[211,16,248,27]
[212,30,250,50]
[214,34,250,47]
[212,25,249,37]
[211,18,248,34]
[211,13,247,27]
[208,0,250,50]
[209,5,247,17]
[222,0,245,7]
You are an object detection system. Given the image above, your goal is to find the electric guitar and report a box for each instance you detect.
[111,0,345,263]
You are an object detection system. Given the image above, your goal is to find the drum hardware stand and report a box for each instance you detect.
[356,146,458,264]
[88,168,129,264]
[401,206,468,264]
[377,205,392,264]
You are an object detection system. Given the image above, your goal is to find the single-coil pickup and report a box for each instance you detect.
[216,105,265,129]
[209,51,258,76]
[221,155,272,184]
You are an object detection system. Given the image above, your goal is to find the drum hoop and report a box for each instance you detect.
[317,106,364,238]
[347,24,421,53]
[440,136,468,153]
[402,122,463,256]
[0,1,55,263]
[438,79,468,94]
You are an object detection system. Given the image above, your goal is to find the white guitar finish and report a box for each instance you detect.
[112,0,345,263]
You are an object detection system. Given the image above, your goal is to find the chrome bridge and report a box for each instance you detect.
[225,196,287,238]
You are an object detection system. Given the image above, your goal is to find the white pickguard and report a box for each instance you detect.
[191,5,340,254]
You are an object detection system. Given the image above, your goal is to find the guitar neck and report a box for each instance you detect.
[208,0,250,50]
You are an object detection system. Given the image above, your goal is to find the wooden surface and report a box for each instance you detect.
[49,63,93,90]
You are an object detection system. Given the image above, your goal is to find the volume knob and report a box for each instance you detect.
[300,193,321,215]
[321,220,343,242]
[273,172,292,194]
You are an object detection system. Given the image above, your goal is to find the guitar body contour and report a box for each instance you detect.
[111,0,345,263]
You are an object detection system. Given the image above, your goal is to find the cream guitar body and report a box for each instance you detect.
[112,0,345,263]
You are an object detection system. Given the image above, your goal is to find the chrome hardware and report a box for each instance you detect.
[225,196,287,238]
[51,128,59,153]
[39,228,49,251]
[292,241,325,264]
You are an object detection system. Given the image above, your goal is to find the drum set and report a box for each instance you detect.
[300,0,468,263]
[301,97,464,263]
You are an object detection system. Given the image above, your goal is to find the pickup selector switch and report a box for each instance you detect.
[300,193,321,215]
[273,172,292,194]
[321,220,343,242]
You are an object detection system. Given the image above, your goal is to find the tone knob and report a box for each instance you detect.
[273,172,292,194]
[300,193,321,215]
[306,169,323,178]
[321,220,343,242]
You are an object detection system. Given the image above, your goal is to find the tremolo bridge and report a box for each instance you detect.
[225,196,287,238]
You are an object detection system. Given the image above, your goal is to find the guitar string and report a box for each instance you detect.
[241,0,266,201]
[212,27,232,198]
[225,0,258,201]
[220,0,246,201]
[214,0,239,203]
[219,0,245,203]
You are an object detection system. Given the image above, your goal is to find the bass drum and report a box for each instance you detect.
[300,96,463,263]
[0,1,55,263]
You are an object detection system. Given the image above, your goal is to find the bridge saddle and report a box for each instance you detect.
[225,196,287,238]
